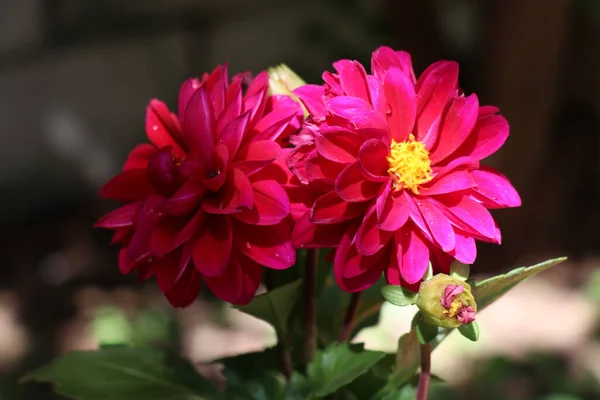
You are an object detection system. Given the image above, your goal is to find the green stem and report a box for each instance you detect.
[338,292,362,342]
[304,249,318,363]
[416,344,432,400]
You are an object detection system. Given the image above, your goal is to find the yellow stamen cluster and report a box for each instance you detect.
[442,299,464,319]
[386,134,432,194]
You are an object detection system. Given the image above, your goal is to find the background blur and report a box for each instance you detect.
[1,0,600,399]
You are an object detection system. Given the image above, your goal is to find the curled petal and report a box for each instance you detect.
[154,250,188,293]
[371,46,416,83]
[314,127,362,164]
[397,227,430,284]
[421,170,476,196]
[183,86,215,170]
[219,111,250,157]
[234,180,290,225]
[417,199,455,252]
[310,191,366,224]
[146,99,184,154]
[355,209,394,256]
[293,84,327,117]
[357,139,389,182]
[335,162,382,202]
[123,144,157,171]
[233,140,280,176]
[454,112,509,161]
[204,253,263,305]
[378,191,409,231]
[437,193,500,243]
[338,60,371,102]
[450,232,477,264]
[305,152,346,184]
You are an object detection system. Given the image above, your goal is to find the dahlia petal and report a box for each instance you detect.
[237,220,295,269]
[398,228,430,284]
[161,177,206,216]
[471,166,521,208]
[204,253,263,305]
[110,228,132,245]
[430,156,479,181]
[99,169,154,202]
[217,77,243,133]
[293,84,327,117]
[417,199,455,252]
[454,113,509,161]
[338,60,371,102]
[154,251,186,293]
[371,46,416,83]
[146,100,184,154]
[367,75,386,116]
[314,127,362,164]
[129,194,165,262]
[357,139,389,182]
[438,193,499,242]
[202,168,254,214]
[305,151,346,183]
[450,232,477,264]
[206,65,227,117]
[415,61,458,143]
[378,191,410,231]
[310,191,366,224]
[178,78,201,120]
[335,162,382,202]
[168,210,206,252]
[94,202,139,229]
[233,180,290,225]
[123,144,157,171]
[376,180,392,221]
[252,113,297,143]
[183,86,215,169]
[334,224,385,291]
[429,94,479,164]
[355,209,394,256]
[147,147,179,195]
[164,266,202,308]
[286,143,314,184]
[293,212,351,248]
[149,217,187,258]
[219,111,250,157]
[420,171,476,196]
[404,193,433,242]
[118,246,136,274]
[233,140,280,176]
[384,68,417,142]
[192,215,232,277]
[244,72,269,126]
[326,96,389,138]
[429,245,453,274]
[201,143,229,192]
[385,253,421,292]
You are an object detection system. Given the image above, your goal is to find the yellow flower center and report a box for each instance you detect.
[442,299,464,319]
[386,134,433,194]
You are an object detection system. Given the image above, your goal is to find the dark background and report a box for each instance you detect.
[1,0,600,399]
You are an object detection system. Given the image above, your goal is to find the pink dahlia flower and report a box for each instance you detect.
[289,47,521,292]
[95,65,303,306]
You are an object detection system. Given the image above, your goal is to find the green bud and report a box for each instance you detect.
[415,274,477,329]
[267,64,309,117]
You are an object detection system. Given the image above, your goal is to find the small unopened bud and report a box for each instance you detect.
[268,64,306,96]
[415,274,477,329]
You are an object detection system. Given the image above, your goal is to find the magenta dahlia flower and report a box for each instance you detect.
[289,47,521,292]
[95,65,303,306]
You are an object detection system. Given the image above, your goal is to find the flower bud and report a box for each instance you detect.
[415,274,477,329]
[267,64,306,96]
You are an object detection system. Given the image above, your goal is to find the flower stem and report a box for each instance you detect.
[338,291,362,342]
[304,249,318,363]
[280,340,292,379]
[416,343,432,400]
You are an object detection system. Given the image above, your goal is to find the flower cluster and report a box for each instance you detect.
[96,47,520,307]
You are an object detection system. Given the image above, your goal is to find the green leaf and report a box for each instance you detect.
[216,347,282,379]
[297,343,386,398]
[20,346,222,400]
[449,261,470,281]
[235,280,303,337]
[376,257,567,398]
[457,321,479,341]
[472,257,567,309]
[381,285,418,307]
[380,386,416,400]
[224,369,287,400]
[416,319,439,345]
